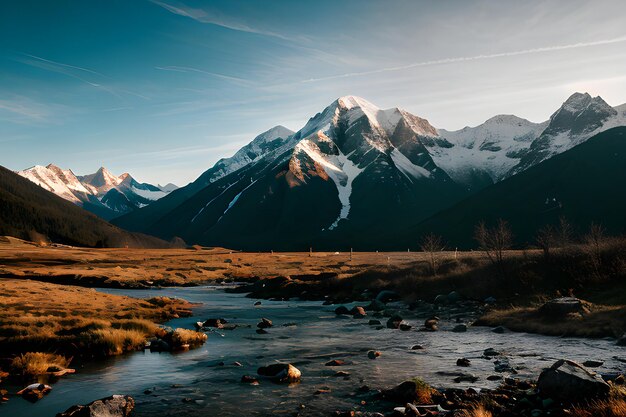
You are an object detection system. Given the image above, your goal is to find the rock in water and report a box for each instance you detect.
[386,315,404,329]
[375,290,399,303]
[367,350,381,359]
[351,306,367,318]
[537,359,610,401]
[365,299,385,312]
[18,383,52,403]
[257,318,273,329]
[334,306,350,315]
[538,297,589,317]
[56,395,135,417]
[452,324,467,333]
[257,363,301,383]
[456,358,471,367]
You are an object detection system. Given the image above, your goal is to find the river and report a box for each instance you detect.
[3,285,625,416]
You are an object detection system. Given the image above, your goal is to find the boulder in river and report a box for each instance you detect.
[453,373,478,383]
[447,291,461,303]
[257,318,273,329]
[382,379,437,404]
[350,306,367,318]
[325,359,346,366]
[456,358,471,367]
[18,383,52,403]
[334,306,350,315]
[423,318,438,331]
[483,348,500,357]
[368,350,381,359]
[537,359,610,401]
[386,315,404,329]
[365,299,385,312]
[241,375,259,385]
[492,326,506,334]
[538,297,589,317]
[203,318,227,328]
[56,395,135,417]
[399,323,412,331]
[452,324,467,333]
[257,363,301,383]
[376,290,399,303]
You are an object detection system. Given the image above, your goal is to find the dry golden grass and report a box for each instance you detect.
[476,304,626,338]
[0,237,491,287]
[10,352,70,377]
[410,378,437,405]
[169,328,208,348]
[0,279,194,357]
[458,404,493,417]
[572,398,626,417]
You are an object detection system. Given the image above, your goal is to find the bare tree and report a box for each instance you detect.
[584,222,605,277]
[474,219,513,266]
[536,224,557,259]
[420,233,445,275]
[558,216,574,248]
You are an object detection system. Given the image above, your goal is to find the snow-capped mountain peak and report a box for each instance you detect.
[17,164,175,220]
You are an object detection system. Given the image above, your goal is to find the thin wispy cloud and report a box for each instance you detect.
[155,66,251,85]
[150,0,291,41]
[0,96,70,124]
[302,35,626,83]
[15,53,149,100]
[17,53,104,87]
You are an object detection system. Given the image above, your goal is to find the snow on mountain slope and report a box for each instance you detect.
[433,115,547,184]
[17,164,90,203]
[79,167,123,194]
[508,93,626,176]
[272,95,454,230]
[193,125,295,188]
[17,164,174,219]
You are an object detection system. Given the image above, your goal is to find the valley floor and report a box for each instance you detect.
[1,236,625,416]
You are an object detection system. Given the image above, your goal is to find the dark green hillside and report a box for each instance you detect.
[402,127,626,248]
[0,166,170,248]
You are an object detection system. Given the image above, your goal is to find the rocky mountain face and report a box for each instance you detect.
[112,92,625,249]
[17,165,174,220]
[399,127,626,248]
[0,165,170,248]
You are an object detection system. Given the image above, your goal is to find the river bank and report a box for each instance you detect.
[1,286,625,416]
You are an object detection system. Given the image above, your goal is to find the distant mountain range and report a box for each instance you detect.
[397,126,626,248]
[0,166,170,248]
[111,92,626,250]
[17,165,177,220]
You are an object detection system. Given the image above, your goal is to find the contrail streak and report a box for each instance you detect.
[302,36,626,83]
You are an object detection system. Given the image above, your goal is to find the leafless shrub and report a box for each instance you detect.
[474,219,513,267]
[419,233,445,275]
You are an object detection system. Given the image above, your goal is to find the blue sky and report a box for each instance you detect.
[2,0,626,185]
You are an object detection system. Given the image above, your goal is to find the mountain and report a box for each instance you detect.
[433,115,547,189]
[113,92,626,250]
[114,96,467,249]
[0,165,171,248]
[158,183,179,193]
[400,127,626,248]
[194,125,295,188]
[17,165,173,220]
[508,93,625,176]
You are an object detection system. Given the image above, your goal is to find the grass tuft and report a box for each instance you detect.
[10,352,70,377]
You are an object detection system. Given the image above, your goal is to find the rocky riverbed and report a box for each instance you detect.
[1,286,625,417]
